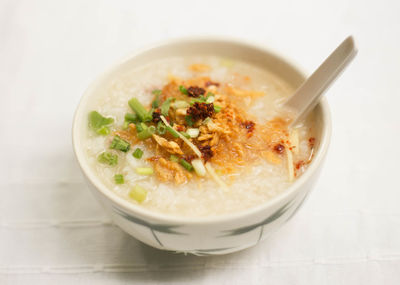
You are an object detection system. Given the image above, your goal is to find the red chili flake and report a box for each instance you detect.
[199,145,214,161]
[241,120,255,132]
[205,80,220,87]
[152,108,161,123]
[146,156,161,162]
[273,144,285,154]
[308,137,315,148]
[175,125,185,132]
[187,86,205,98]
[240,120,255,137]
[183,154,196,162]
[187,102,214,120]
[295,160,304,170]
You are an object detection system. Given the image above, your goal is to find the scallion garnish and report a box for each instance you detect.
[97,152,118,166]
[206,96,215,104]
[179,85,188,95]
[137,127,155,140]
[135,167,154,175]
[214,105,222,113]
[135,122,144,132]
[166,126,180,138]
[152,89,162,96]
[132,148,143,159]
[110,136,131,152]
[128,98,152,122]
[179,158,194,171]
[160,98,174,117]
[156,121,166,135]
[88,111,114,135]
[173,100,190,109]
[185,115,194,127]
[124,113,138,123]
[190,98,205,105]
[129,185,147,203]
[170,155,179,162]
[186,128,199,138]
[180,131,190,139]
[122,121,130,130]
[151,94,160,108]
[96,125,110,135]
[191,159,206,176]
[114,174,124,184]
[202,117,211,125]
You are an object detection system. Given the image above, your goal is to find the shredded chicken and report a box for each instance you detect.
[152,134,183,155]
[153,157,189,184]
[113,124,138,144]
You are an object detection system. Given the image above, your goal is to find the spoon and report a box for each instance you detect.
[285,36,357,126]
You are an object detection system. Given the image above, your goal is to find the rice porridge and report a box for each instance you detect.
[84,56,315,217]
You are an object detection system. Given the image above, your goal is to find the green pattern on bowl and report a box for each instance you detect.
[113,207,187,247]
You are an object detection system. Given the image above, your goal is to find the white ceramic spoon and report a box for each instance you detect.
[285,36,358,126]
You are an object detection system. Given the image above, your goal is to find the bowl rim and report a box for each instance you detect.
[72,36,331,225]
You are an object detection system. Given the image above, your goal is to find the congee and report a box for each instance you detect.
[84,56,316,216]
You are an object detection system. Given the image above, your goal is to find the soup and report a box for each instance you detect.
[84,56,315,217]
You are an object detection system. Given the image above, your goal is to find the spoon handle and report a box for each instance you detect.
[285,36,357,126]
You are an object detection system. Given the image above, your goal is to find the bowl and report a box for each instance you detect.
[72,37,331,255]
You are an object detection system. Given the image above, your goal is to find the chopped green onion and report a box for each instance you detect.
[110,136,130,152]
[202,117,211,125]
[166,126,179,138]
[128,98,152,122]
[135,167,154,175]
[170,155,179,162]
[122,121,130,130]
[140,122,148,130]
[135,122,144,132]
[160,115,202,158]
[148,107,155,117]
[206,92,214,98]
[180,131,190,139]
[160,98,174,117]
[132,148,143,159]
[97,152,118,166]
[179,158,193,171]
[137,128,154,140]
[156,121,166,135]
[214,105,222,113]
[192,159,206,176]
[179,85,188,95]
[186,128,199,138]
[173,100,190,109]
[124,113,138,123]
[206,96,215,103]
[185,115,194,127]
[151,94,160,108]
[190,98,206,105]
[152,89,162,96]
[114,174,124,184]
[129,185,147,203]
[88,111,114,135]
[96,125,110,135]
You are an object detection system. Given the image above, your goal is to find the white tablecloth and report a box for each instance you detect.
[1,0,399,284]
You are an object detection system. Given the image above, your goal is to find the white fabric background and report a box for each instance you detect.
[1,0,399,284]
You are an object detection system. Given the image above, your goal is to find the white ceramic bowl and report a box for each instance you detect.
[72,37,331,255]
